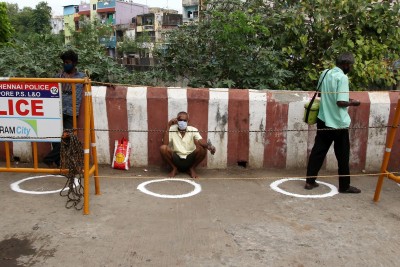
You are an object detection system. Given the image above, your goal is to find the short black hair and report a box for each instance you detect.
[60,49,78,63]
[177,111,189,119]
[336,52,355,65]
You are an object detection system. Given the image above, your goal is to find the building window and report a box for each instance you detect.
[93,4,96,10]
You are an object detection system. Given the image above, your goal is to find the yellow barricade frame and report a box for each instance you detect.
[374,93,400,201]
[0,77,100,215]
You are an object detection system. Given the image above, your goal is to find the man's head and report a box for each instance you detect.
[60,50,78,74]
[177,111,189,130]
[336,52,355,74]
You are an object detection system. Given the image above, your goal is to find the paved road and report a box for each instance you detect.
[1,165,400,267]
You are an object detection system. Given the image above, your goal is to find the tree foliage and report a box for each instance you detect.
[6,2,51,37]
[32,2,52,35]
[67,20,150,84]
[0,2,14,43]
[117,32,154,56]
[155,0,292,89]
[156,0,400,90]
[0,20,153,86]
[251,0,400,90]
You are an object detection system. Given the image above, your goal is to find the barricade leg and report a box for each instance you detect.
[83,82,91,215]
[32,142,38,169]
[5,142,11,169]
[374,96,400,202]
[88,82,100,195]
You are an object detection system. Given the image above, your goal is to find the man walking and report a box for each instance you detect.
[305,52,361,193]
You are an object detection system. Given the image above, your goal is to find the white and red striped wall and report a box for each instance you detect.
[1,87,399,171]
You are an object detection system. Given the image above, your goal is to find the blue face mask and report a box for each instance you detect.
[63,63,74,73]
[177,120,187,130]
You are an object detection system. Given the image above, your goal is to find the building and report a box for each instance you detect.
[51,15,64,34]
[120,10,182,71]
[63,5,78,43]
[64,0,148,56]
[62,1,182,68]
[182,0,199,23]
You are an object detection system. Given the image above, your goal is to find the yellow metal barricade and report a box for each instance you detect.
[374,93,400,202]
[0,77,100,215]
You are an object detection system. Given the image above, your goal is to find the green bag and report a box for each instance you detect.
[303,99,320,125]
[303,69,330,125]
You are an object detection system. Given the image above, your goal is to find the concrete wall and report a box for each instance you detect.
[1,87,399,171]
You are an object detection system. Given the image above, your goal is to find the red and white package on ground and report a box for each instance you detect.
[111,137,131,170]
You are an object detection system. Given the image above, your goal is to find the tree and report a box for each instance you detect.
[155,0,292,89]
[0,19,153,86]
[246,0,400,90]
[6,2,51,37]
[32,2,52,34]
[155,0,400,90]
[0,2,14,43]
[6,4,34,38]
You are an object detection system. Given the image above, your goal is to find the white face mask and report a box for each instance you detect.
[177,120,187,130]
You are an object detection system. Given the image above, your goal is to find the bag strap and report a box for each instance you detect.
[305,69,330,123]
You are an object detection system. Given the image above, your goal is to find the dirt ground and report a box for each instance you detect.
[1,165,400,267]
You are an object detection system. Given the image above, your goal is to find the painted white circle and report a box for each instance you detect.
[10,175,79,195]
[270,178,338,198]
[137,178,202,199]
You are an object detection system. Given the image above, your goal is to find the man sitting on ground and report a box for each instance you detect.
[160,111,216,178]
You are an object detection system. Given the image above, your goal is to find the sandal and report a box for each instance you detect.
[339,186,361,194]
[304,182,319,190]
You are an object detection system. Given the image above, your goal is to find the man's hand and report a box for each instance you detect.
[168,118,178,127]
[350,99,361,106]
[206,139,216,155]
[337,99,361,107]
[208,145,216,155]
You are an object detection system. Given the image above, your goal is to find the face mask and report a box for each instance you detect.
[177,120,187,130]
[64,63,74,73]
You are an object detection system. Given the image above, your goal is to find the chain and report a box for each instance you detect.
[91,81,400,95]
[0,124,398,139]
[95,171,400,181]
[77,124,396,133]
[59,130,84,210]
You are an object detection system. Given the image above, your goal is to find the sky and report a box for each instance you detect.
[2,0,183,15]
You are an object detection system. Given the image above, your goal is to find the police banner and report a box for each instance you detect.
[0,82,62,142]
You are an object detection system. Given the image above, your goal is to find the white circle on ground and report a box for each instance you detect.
[270,178,338,198]
[137,178,202,199]
[10,175,79,195]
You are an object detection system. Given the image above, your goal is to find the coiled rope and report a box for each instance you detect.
[59,130,84,210]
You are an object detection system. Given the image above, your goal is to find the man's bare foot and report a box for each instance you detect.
[188,168,198,179]
[169,168,178,177]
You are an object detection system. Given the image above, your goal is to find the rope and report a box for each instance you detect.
[0,124,398,140]
[95,171,400,180]
[59,130,84,210]
[91,80,400,95]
